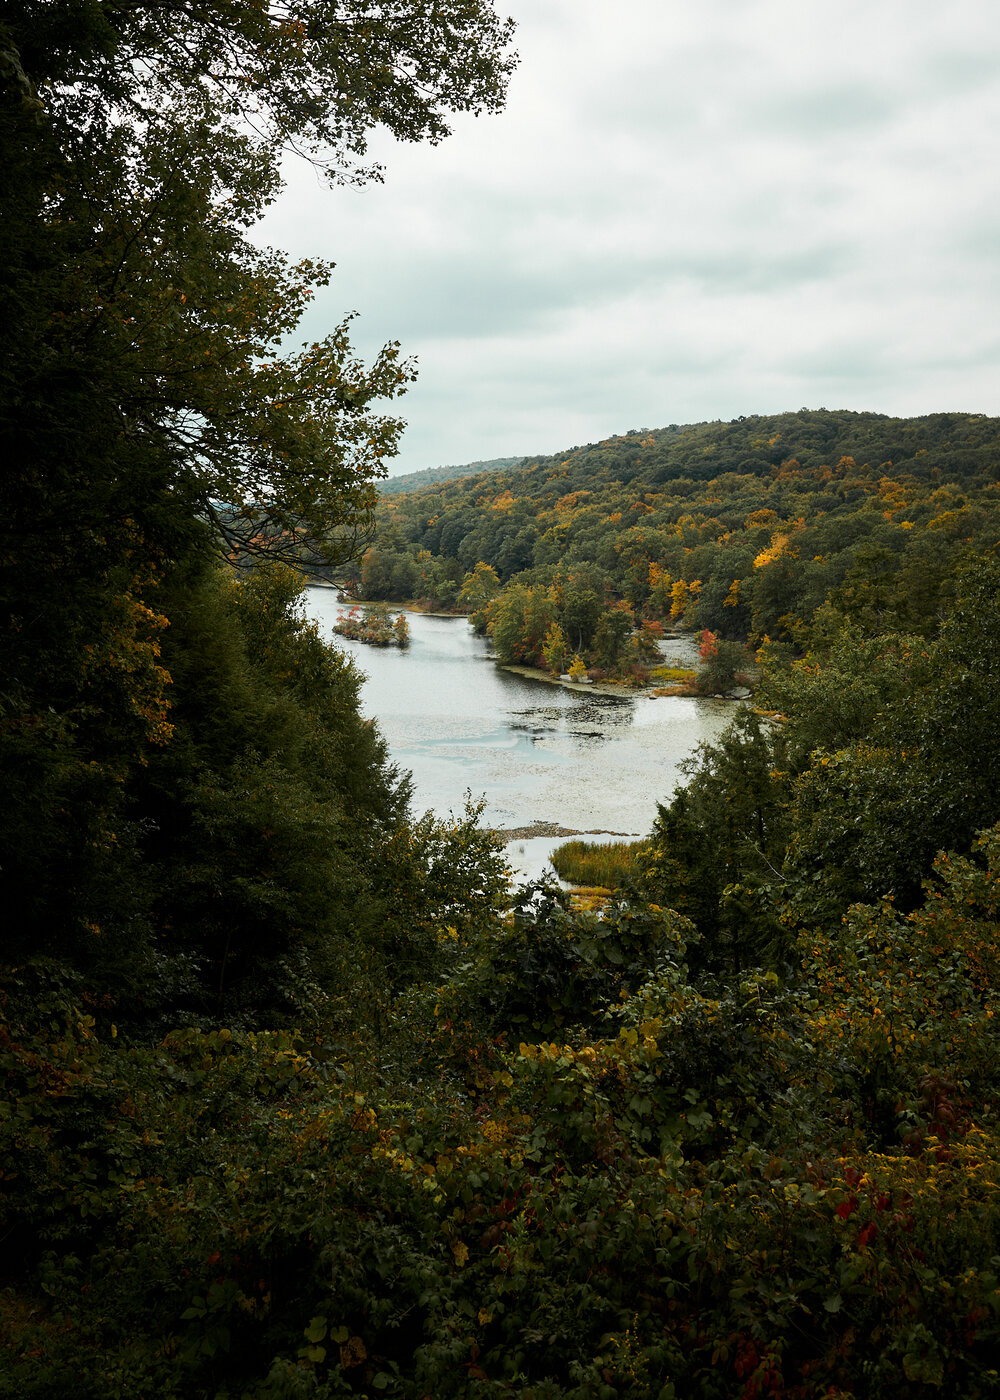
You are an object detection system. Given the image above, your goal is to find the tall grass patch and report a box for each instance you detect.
[550,838,648,889]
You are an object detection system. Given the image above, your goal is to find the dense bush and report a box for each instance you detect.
[6,818,1000,1397]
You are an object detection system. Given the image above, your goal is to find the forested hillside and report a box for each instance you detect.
[5,4,1000,1397]
[380,456,525,496]
[360,409,999,657]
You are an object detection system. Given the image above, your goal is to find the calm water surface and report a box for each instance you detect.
[306,589,736,880]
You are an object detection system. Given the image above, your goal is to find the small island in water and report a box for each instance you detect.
[333,601,410,648]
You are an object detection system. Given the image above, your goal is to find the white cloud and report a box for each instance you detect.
[253,0,1000,473]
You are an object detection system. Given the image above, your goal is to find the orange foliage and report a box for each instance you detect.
[554,490,592,513]
[744,508,779,529]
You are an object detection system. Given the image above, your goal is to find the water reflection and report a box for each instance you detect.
[305,590,735,878]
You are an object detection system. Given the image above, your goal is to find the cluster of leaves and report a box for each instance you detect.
[348,536,468,609]
[633,555,1000,975]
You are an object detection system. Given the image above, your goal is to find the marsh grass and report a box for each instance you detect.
[648,665,698,684]
[648,665,698,696]
[550,839,648,889]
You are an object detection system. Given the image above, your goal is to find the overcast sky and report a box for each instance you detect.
[254,0,1000,476]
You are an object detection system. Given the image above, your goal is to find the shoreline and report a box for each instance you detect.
[490,821,641,843]
[499,663,655,698]
[499,662,749,701]
[310,588,751,698]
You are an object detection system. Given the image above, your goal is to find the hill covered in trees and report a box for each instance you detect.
[353,408,999,679]
[5,4,1000,1396]
[380,456,525,496]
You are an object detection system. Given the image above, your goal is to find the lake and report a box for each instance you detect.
[305,589,736,881]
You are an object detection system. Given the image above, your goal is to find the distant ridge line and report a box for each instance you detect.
[380,456,526,496]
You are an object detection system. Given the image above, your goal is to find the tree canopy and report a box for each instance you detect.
[0,0,517,970]
[358,408,1000,656]
[2,0,516,567]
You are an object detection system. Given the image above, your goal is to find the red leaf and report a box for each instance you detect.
[857,1222,878,1250]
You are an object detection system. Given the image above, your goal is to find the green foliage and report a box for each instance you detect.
[561,585,604,652]
[372,422,995,689]
[695,630,751,694]
[358,546,431,601]
[486,584,557,666]
[754,628,925,766]
[541,620,568,675]
[640,709,791,973]
[1,0,517,1003]
[8,542,1000,1397]
[775,556,1000,922]
[638,555,1000,960]
[364,798,511,994]
[0,0,507,980]
[483,577,649,682]
[381,456,526,496]
[591,605,634,669]
[8,824,1000,1398]
[800,826,1000,1107]
[439,883,694,1039]
[458,561,502,631]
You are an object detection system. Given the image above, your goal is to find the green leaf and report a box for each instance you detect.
[823,1293,843,1313]
[304,1315,327,1344]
